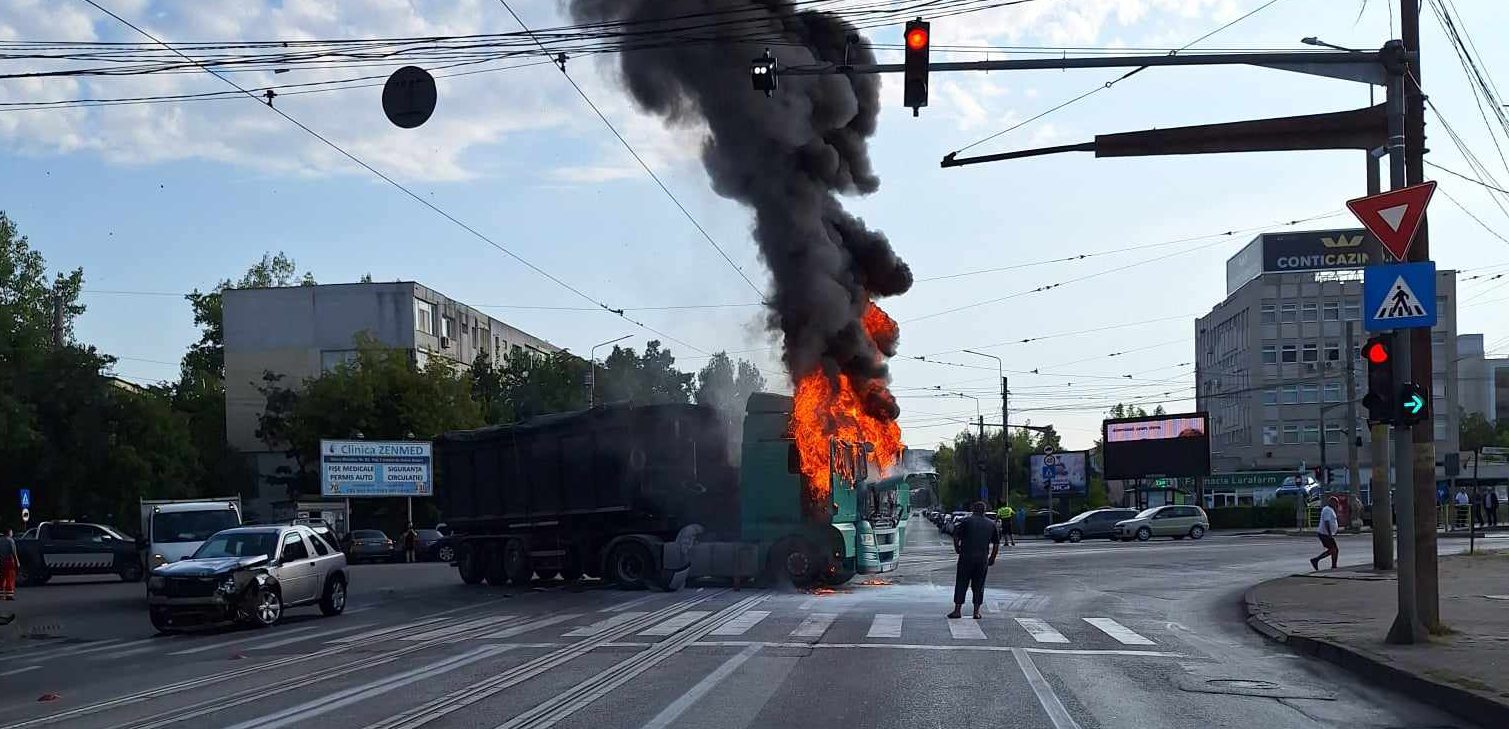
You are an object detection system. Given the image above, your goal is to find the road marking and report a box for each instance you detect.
[403,615,517,642]
[1015,618,1069,644]
[948,619,986,640]
[329,615,452,644]
[490,596,767,729]
[640,611,711,637]
[0,665,40,677]
[797,598,817,610]
[687,641,1184,657]
[90,645,160,662]
[1084,618,1154,645]
[565,612,646,637]
[474,614,581,641]
[791,612,837,638]
[638,644,762,729]
[11,638,124,663]
[1014,647,1083,729]
[246,623,372,651]
[709,610,770,637]
[866,614,903,639]
[603,595,657,613]
[168,625,325,656]
[221,645,513,729]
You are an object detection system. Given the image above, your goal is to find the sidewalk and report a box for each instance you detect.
[1245,551,1509,727]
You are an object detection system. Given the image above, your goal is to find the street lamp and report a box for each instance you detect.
[589,334,632,407]
[961,348,1008,502]
[1301,37,1364,53]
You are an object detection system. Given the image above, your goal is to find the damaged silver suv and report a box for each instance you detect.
[147,525,348,632]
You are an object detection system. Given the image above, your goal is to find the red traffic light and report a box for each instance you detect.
[906,27,929,51]
[1363,340,1389,365]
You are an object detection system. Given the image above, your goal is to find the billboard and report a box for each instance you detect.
[1101,412,1210,480]
[1029,451,1087,497]
[1226,229,1384,294]
[320,439,432,497]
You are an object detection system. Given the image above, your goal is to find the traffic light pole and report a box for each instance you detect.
[1384,60,1426,645]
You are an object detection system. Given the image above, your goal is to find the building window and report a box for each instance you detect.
[1323,301,1340,321]
[1263,389,1278,405]
[1281,385,1299,404]
[1301,384,1319,403]
[415,299,435,335]
[1434,417,1448,442]
[494,335,501,357]
[1260,305,1277,324]
[1323,381,1342,403]
[1301,302,1319,322]
[1283,424,1301,444]
[1302,424,1320,443]
[1325,424,1343,443]
[441,317,454,341]
[1301,343,1319,362]
[1263,425,1279,445]
[321,350,357,372]
[1280,303,1298,323]
[1281,344,1298,363]
[1343,298,1361,320]
[1324,341,1341,361]
[1261,345,1278,364]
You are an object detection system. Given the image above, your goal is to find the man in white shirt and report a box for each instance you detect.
[1310,496,1340,571]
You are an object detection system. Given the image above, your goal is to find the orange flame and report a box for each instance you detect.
[791,301,904,508]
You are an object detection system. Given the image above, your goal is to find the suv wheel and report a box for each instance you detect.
[1067,529,1083,544]
[1189,525,1206,540]
[150,608,175,634]
[320,576,347,616]
[246,587,283,627]
[436,544,455,563]
[1135,526,1152,542]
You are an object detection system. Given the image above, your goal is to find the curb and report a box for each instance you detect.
[1243,583,1509,727]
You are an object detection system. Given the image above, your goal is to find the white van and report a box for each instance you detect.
[140,498,243,568]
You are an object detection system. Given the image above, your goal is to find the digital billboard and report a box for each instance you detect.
[1101,412,1210,480]
[1029,451,1087,497]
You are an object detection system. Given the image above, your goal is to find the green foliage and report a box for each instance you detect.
[597,341,694,405]
[693,352,767,432]
[1459,411,1504,452]
[497,350,590,422]
[932,426,1058,510]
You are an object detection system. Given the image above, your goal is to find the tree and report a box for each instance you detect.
[1460,411,1501,453]
[694,352,767,421]
[597,341,693,405]
[256,334,483,500]
[499,350,590,421]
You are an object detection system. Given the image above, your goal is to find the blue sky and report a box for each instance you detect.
[2,0,1507,450]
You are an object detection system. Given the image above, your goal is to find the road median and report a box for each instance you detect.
[1244,551,1509,727]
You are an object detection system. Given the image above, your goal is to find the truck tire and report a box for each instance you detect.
[502,539,532,585]
[606,541,654,589]
[767,539,820,588]
[457,544,485,585]
[823,569,856,586]
[483,543,510,586]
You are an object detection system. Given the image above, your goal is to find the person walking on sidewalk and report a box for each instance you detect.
[1487,489,1501,528]
[948,501,1000,620]
[1,526,17,600]
[1310,496,1340,572]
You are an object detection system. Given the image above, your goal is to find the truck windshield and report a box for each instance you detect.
[153,509,240,543]
[192,532,278,560]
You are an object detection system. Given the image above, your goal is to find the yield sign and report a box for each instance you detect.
[1346,181,1437,261]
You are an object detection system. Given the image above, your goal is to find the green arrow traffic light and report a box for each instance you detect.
[1403,392,1424,415]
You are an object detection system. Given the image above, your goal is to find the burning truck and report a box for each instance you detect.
[433,390,908,590]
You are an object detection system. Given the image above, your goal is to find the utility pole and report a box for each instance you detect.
[1002,376,1009,503]
[1401,0,1441,633]
[977,414,987,504]
[1345,320,1362,530]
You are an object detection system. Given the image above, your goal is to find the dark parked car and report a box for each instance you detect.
[346,529,397,563]
[15,521,144,585]
[1043,508,1140,543]
[416,529,451,561]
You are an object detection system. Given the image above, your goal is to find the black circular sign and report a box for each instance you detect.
[382,66,437,129]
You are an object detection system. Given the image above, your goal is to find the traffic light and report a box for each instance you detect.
[1360,335,1395,425]
[903,19,930,114]
[1397,382,1429,426]
[751,51,777,96]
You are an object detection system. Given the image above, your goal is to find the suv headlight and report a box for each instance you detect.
[152,554,167,568]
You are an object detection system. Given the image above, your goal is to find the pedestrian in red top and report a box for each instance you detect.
[0,526,18,600]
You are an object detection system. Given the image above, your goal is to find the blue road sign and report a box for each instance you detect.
[1364,262,1437,332]
[18,489,29,509]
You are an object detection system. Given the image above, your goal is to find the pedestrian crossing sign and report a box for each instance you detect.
[1363,262,1436,332]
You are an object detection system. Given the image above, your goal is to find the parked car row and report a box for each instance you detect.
[920,505,1211,544]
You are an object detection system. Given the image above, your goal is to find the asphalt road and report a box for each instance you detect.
[0,523,1488,729]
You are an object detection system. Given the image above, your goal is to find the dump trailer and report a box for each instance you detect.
[434,392,904,590]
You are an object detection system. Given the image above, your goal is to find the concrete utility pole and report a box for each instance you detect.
[977,414,988,502]
[962,350,1006,504]
[1401,0,1441,633]
[1367,151,1394,570]
[1346,320,1362,530]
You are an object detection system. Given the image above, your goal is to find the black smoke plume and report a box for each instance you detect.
[567,0,913,401]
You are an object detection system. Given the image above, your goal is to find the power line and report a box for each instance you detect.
[1428,161,1509,196]
[78,0,711,357]
[494,0,766,300]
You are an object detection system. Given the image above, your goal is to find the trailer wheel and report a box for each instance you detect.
[456,544,485,585]
[502,539,532,585]
[483,543,510,586]
[606,541,654,589]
